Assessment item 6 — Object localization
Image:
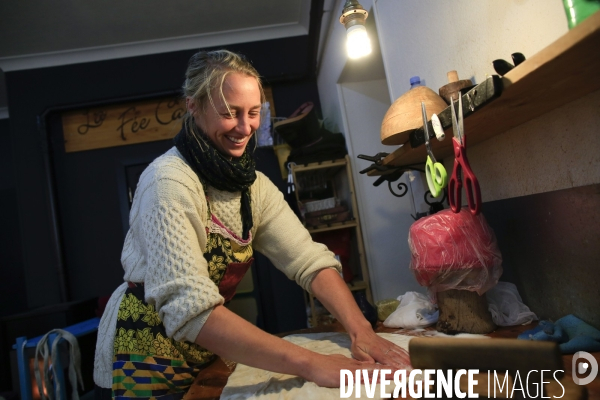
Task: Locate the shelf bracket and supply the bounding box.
[357,152,426,197]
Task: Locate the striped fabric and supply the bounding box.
[112,284,215,399]
[113,353,198,399]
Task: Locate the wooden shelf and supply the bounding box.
[373,11,600,171]
[291,158,347,172]
[347,280,368,291]
[291,155,373,327]
[306,219,358,234]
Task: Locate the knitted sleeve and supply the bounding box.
[139,174,225,343]
[251,173,342,292]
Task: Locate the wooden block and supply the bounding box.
[439,70,474,104]
[409,338,587,399]
[409,337,563,374]
[436,289,496,334]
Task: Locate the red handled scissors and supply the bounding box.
[448,95,482,215]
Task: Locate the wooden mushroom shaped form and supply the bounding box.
[408,209,503,334]
[380,84,447,146]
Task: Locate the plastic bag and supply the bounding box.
[257,102,273,146]
[487,281,538,326]
[375,299,400,321]
[408,209,503,295]
[383,291,439,329]
[375,298,400,321]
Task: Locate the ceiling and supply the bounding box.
[0,0,338,116]
[0,0,314,71]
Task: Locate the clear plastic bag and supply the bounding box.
[487,281,538,326]
[383,291,439,329]
[257,102,273,146]
[408,209,503,295]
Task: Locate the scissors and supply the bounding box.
[422,101,447,198]
[448,96,482,215]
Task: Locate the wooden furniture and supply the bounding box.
[290,155,373,327]
[409,336,586,399]
[184,322,600,400]
[369,11,600,172]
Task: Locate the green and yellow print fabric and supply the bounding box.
[205,231,253,284]
[114,290,212,363]
[112,285,214,399]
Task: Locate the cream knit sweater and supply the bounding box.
[94,147,341,388]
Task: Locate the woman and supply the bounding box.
[94,49,410,398]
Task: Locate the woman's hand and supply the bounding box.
[309,270,412,370]
[302,353,380,388]
[197,305,391,389]
[350,329,411,370]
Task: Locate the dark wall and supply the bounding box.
[0,118,27,317]
[4,35,320,313]
[485,184,600,329]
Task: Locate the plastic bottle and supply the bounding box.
[409,76,422,89]
[562,0,600,29]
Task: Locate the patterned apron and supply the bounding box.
[111,196,254,399]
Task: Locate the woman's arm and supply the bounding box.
[195,304,378,387]
[249,174,409,371]
[251,173,344,291]
[310,268,411,369]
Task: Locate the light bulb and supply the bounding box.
[346,25,372,59]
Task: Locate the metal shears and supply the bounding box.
[422,101,447,198]
[448,96,482,215]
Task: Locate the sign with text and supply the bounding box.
[61,87,274,153]
[61,96,186,153]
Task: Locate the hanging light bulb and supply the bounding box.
[339,0,372,59]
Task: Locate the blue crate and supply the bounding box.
[13,317,100,400]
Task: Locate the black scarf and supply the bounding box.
[174,125,256,240]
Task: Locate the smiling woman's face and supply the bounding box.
[189,72,262,158]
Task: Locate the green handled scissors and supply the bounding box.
[422,101,448,197]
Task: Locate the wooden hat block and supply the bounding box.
[380,85,447,146]
[436,288,496,335]
[438,70,474,105]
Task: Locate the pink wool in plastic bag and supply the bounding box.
[408,208,503,295]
